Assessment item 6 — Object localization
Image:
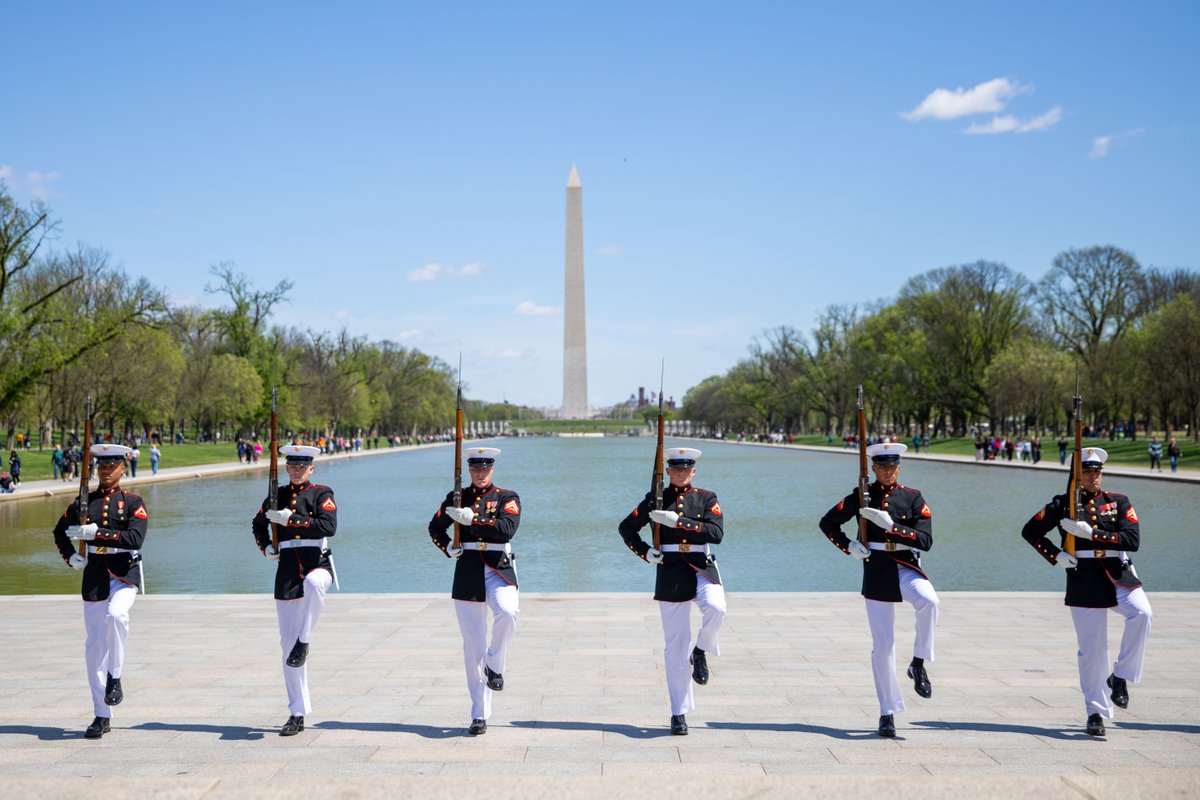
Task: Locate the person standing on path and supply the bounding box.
[51,443,148,739]
[150,444,160,475]
[251,444,339,737]
[1167,438,1181,473]
[1148,438,1163,472]
[52,444,64,480]
[618,447,727,736]
[427,446,522,736]
[1021,446,1152,737]
[819,442,939,738]
[9,450,21,485]
[128,445,139,477]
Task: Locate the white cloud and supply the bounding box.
[965,106,1062,135]
[406,261,488,281]
[597,245,622,256]
[480,347,524,358]
[903,77,1030,122]
[0,163,62,199]
[1089,128,1146,159]
[514,300,560,316]
[394,328,424,342]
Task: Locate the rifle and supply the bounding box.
[268,370,280,553]
[856,385,870,559]
[76,394,94,557]
[651,364,665,550]
[452,358,464,549]
[1063,387,1083,558]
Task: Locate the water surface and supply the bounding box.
[3,437,1194,593]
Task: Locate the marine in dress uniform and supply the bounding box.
[1020,447,1152,737]
[818,442,939,738]
[618,447,726,736]
[251,444,339,736]
[51,443,149,739]
[428,447,522,736]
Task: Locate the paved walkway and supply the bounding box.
[1,593,1196,798]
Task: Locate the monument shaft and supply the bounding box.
[563,165,588,418]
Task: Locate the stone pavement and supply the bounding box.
[1,593,1197,799]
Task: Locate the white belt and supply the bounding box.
[460,541,511,553]
[867,541,912,552]
[87,545,137,555]
[1074,549,1121,559]
[661,543,710,554]
[278,538,326,550]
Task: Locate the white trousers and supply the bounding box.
[453,569,519,720]
[658,574,727,716]
[1069,585,1152,718]
[83,579,137,718]
[275,568,332,717]
[864,564,939,716]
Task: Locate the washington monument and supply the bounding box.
[562,164,588,418]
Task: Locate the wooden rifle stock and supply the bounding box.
[269,384,279,552]
[77,395,94,556]
[1063,393,1083,557]
[856,385,870,557]
[453,382,463,549]
[652,402,664,550]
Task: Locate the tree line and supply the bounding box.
[0,186,539,449]
[682,252,1200,441]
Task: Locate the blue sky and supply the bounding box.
[4,1,1197,409]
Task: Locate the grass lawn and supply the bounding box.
[762,433,1194,471]
[9,443,243,483]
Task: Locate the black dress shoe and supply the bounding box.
[878,715,896,737]
[690,647,709,686]
[84,716,111,739]
[907,662,932,698]
[670,714,688,735]
[1107,674,1129,709]
[468,718,487,735]
[104,673,123,706]
[286,639,309,668]
[485,666,504,691]
[280,715,304,736]
[1086,713,1105,736]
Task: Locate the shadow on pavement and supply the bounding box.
[131,722,269,740]
[1114,721,1200,734]
[315,720,463,739]
[706,721,882,740]
[910,720,1096,741]
[509,720,672,739]
[0,725,86,741]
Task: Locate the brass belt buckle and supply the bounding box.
[679,543,691,553]
[478,542,488,551]
[884,542,896,552]
[1094,548,1105,559]
[95,546,108,555]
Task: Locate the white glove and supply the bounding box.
[648,510,680,528]
[68,553,87,571]
[265,508,292,526]
[1060,518,1093,538]
[646,548,664,564]
[1055,552,1079,569]
[446,506,475,525]
[66,523,99,541]
[447,545,464,559]
[860,508,893,530]
[848,541,870,560]
[263,546,279,561]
